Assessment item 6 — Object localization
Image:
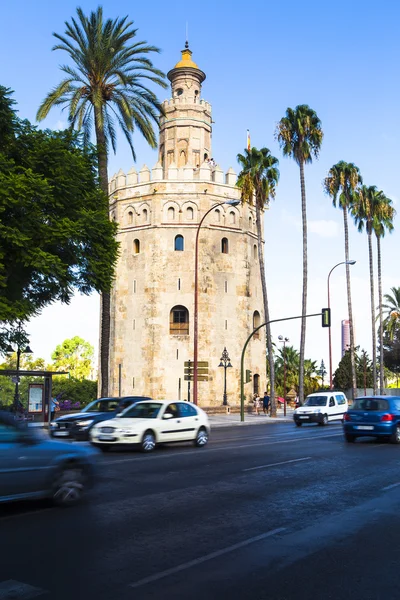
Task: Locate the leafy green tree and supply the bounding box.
[334,347,373,391]
[276,105,323,404]
[51,336,94,380]
[52,376,97,408]
[0,86,118,324]
[237,147,279,416]
[324,161,362,400]
[36,6,167,397]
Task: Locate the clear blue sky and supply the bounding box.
[2,0,399,375]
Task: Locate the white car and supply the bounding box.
[293,392,349,426]
[90,400,210,452]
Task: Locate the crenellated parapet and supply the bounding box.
[109,161,238,194]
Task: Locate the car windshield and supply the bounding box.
[82,399,119,413]
[120,402,162,419]
[352,398,390,411]
[304,396,327,407]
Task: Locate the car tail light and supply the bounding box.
[381,413,394,422]
[343,413,351,421]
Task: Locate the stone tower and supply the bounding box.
[108,44,267,407]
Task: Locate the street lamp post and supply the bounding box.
[193,199,240,405]
[6,323,33,412]
[327,260,356,390]
[218,347,232,406]
[319,359,327,388]
[278,335,289,416]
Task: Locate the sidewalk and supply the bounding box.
[208,409,294,428]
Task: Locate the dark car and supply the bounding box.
[0,412,98,506]
[49,396,152,441]
[343,395,400,443]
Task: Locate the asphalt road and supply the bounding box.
[2,422,400,600]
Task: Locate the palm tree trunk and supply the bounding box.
[377,235,384,393]
[299,161,308,404]
[367,225,377,393]
[343,207,357,401]
[255,196,276,416]
[95,107,111,397]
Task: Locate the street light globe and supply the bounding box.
[346,260,356,265]
[278,335,283,341]
[225,199,240,207]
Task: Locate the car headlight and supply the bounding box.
[116,428,135,434]
[75,419,94,427]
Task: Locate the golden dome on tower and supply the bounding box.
[174,42,199,70]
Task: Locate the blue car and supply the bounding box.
[343,396,400,443]
[0,412,99,506]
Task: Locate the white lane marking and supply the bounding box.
[129,527,286,589]
[382,482,400,491]
[102,433,341,466]
[243,456,312,472]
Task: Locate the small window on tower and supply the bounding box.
[221,238,229,254]
[176,88,183,96]
[175,235,184,251]
[133,239,140,254]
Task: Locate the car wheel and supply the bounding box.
[194,427,209,447]
[295,421,302,427]
[319,414,328,426]
[345,433,356,443]
[389,426,400,444]
[141,430,156,452]
[52,465,86,506]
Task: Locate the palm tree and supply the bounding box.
[323,161,362,402]
[237,147,279,416]
[274,345,300,394]
[37,7,167,396]
[276,105,323,404]
[352,185,383,393]
[382,287,400,340]
[373,196,395,393]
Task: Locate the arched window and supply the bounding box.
[253,374,260,396]
[253,244,257,260]
[221,238,229,254]
[253,310,261,339]
[143,208,148,223]
[127,211,133,225]
[170,305,189,335]
[249,216,252,230]
[175,235,184,251]
[133,239,140,254]
[186,207,194,221]
[168,207,175,221]
[215,209,221,223]
[229,211,236,225]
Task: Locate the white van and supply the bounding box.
[293,392,349,426]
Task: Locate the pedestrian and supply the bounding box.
[263,391,270,415]
[253,393,260,415]
[50,397,60,421]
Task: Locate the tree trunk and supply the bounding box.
[367,225,377,394]
[255,195,276,416]
[377,235,384,394]
[94,106,110,398]
[299,161,308,404]
[343,207,357,401]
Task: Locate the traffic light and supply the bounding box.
[321,308,331,328]
[245,369,252,383]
